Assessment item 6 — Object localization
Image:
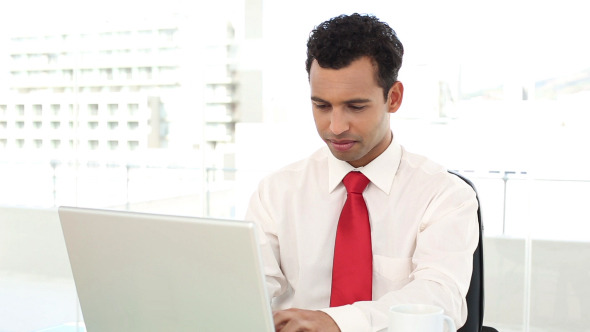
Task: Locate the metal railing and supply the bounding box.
[2,159,590,241]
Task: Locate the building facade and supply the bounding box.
[0,16,239,167]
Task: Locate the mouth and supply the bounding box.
[328,139,356,152]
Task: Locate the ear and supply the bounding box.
[386,81,404,114]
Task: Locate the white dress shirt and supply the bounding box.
[245,140,479,332]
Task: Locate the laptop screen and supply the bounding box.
[59,206,274,332]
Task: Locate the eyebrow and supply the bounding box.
[311,96,372,104]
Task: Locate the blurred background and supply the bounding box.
[1,0,589,331]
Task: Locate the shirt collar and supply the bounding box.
[328,137,402,194]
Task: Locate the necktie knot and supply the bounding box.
[343,171,370,194]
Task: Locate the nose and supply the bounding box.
[329,108,349,135]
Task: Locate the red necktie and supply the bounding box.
[330,171,372,307]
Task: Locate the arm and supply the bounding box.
[245,185,289,300]
[246,182,343,332]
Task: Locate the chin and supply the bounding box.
[329,149,356,163]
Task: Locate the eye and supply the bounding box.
[313,102,330,111]
[348,105,366,111]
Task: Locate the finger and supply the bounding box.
[273,309,294,331]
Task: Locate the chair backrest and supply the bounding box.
[449,171,484,332]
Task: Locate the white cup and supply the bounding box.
[388,304,456,332]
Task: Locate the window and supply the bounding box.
[16,105,25,116]
[0,121,6,129]
[10,54,22,63]
[88,140,98,150]
[120,68,132,79]
[34,139,42,148]
[16,121,25,129]
[0,105,6,115]
[88,121,99,130]
[108,121,118,130]
[157,47,178,61]
[206,85,230,99]
[88,104,99,116]
[51,121,60,129]
[63,69,73,80]
[99,50,112,60]
[11,70,24,81]
[51,140,61,149]
[137,48,152,56]
[127,121,139,130]
[108,104,118,114]
[99,32,112,39]
[33,121,42,129]
[139,67,152,79]
[158,66,177,80]
[47,54,58,64]
[16,139,24,148]
[28,53,43,63]
[80,69,94,79]
[138,30,152,37]
[100,68,113,80]
[108,140,118,150]
[128,104,139,115]
[158,28,176,42]
[127,141,139,150]
[0,139,6,148]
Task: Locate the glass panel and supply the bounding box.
[483,237,526,331]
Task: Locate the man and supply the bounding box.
[245,13,479,332]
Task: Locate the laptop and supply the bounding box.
[58,206,275,332]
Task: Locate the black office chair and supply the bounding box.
[449,171,498,332]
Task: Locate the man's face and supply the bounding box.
[310,56,403,168]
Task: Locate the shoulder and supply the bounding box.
[398,146,475,195]
[396,147,478,227]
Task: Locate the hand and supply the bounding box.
[273,308,341,332]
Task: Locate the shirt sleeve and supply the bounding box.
[324,183,480,332]
[244,183,289,301]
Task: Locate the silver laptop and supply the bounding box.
[58,206,275,332]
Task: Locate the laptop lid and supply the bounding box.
[58,206,274,332]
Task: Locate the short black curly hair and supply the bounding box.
[306,13,404,100]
